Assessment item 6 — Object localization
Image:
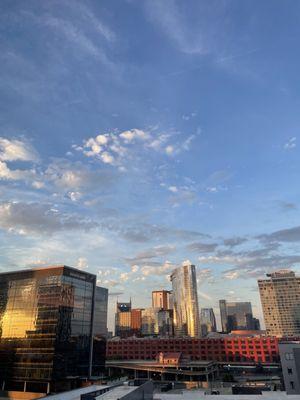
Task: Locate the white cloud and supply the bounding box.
[0,137,38,162]
[131,265,139,272]
[284,137,296,150]
[119,129,149,142]
[32,181,45,189]
[168,186,178,193]
[165,145,175,155]
[0,161,35,181]
[141,260,175,276]
[77,257,88,270]
[46,159,116,192]
[68,191,82,202]
[96,134,109,145]
[101,152,114,164]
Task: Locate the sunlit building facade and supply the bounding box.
[200,308,217,336]
[152,290,172,310]
[131,308,143,335]
[0,266,108,393]
[170,263,200,337]
[258,270,300,337]
[115,301,132,337]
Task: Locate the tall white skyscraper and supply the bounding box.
[170,262,200,337]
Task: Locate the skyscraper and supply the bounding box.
[258,270,300,337]
[219,300,256,332]
[170,263,200,337]
[200,308,217,336]
[131,308,143,335]
[0,265,108,393]
[115,300,131,337]
[141,308,157,335]
[152,290,172,310]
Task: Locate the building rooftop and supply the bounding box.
[154,391,299,399]
[43,385,109,400]
[0,264,97,278]
[95,385,136,399]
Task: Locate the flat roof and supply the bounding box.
[96,385,136,399]
[0,264,97,278]
[43,385,109,400]
[154,391,299,399]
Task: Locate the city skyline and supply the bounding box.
[1,1,300,333]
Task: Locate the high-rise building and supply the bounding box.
[115,301,131,337]
[92,286,109,376]
[170,263,200,337]
[258,270,300,337]
[141,308,157,335]
[157,309,173,336]
[152,290,172,310]
[200,308,217,336]
[131,308,143,335]
[219,300,257,332]
[0,266,108,393]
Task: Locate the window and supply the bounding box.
[287,368,293,375]
[290,381,294,390]
[285,352,294,361]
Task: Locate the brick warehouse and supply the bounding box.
[107,336,280,364]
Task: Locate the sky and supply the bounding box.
[1,0,300,332]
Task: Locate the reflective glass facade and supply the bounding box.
[170,263,200,337]
[219,299,255,333]
[200,308,217,336]
[0,266,107,392]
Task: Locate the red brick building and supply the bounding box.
[107,336,280,364]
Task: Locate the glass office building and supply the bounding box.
[200,308,217,336]
[0,265,108,393]
[219,299,256,332]
[170,263,200,337]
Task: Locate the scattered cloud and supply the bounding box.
[125,245,176,264]
[77,256,88,270]
[0,201,97,235]
[279,201,297,211]
[284,137,296,150]
[258,225,300,243]
[187,242,218,253]
[0,137,38,162]
[0,161,36,182]
[223,237,248,247]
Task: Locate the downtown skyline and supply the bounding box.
[1,1,300,331]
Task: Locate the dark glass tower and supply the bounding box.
[0,265,108,393]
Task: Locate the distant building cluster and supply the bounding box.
[115,262,261,339]
[1,264,300,396]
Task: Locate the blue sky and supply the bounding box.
[1,0,300,331]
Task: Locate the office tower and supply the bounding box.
[219,300,255,332]
[131,308,143,335]
[157,309,173,336]
[92,286,109,375]
[258,270,300,337]
[115,300,131,337]
[200,308,217,336]
[141,308,157,335]
[0,265,108,393]
[170,263,200,337]
[152,290,172,310]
